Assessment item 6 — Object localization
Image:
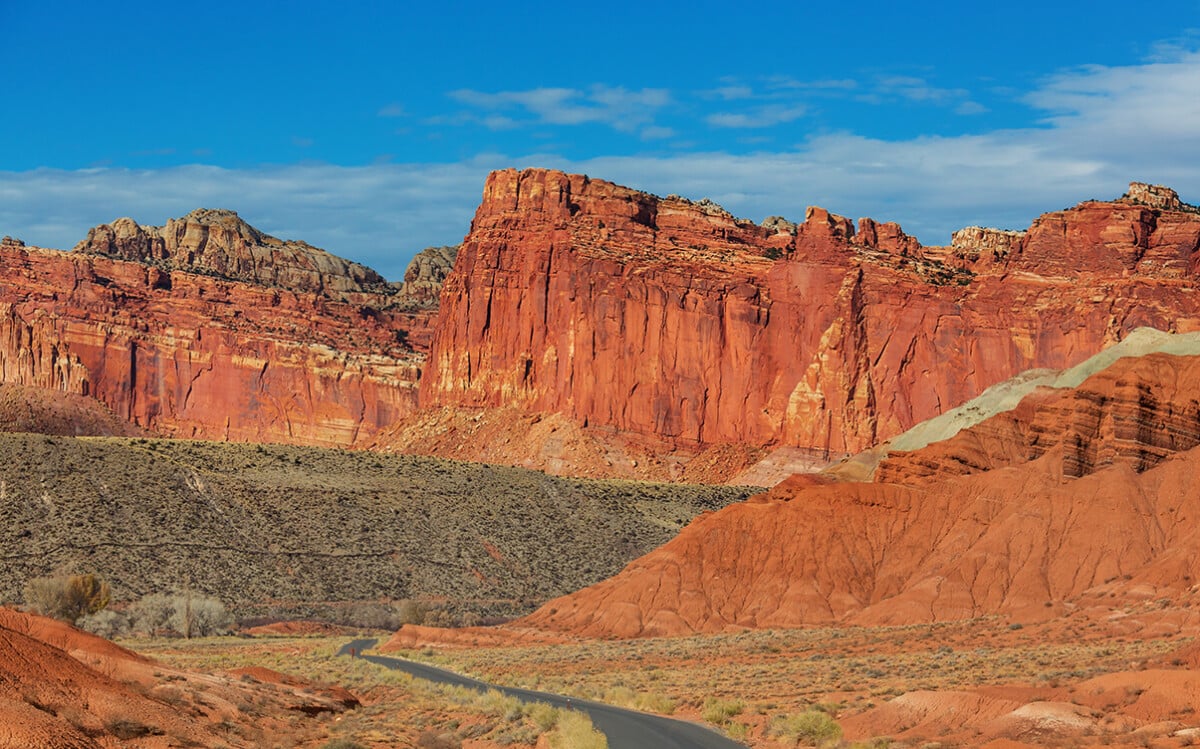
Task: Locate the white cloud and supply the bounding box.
[377,103,406,118]
[1027,52,1200,145]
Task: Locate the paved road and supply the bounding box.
[339,638,747,749]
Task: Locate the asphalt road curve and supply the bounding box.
[339,638,748,749]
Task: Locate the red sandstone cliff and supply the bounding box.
[419,170,1200,457]
[6,173,1200,465]
[0,218,432,446]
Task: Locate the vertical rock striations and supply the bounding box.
[0,217,434,446]
[421,170,1200,455]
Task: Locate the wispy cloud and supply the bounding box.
[640,125,676,140]
[872,74,985,114]
[955,101,989,115]
[377,103,406,118]
[707,85,754,100]
[707,104,807,129]
[448,85,670,133]
[764,76,858,91]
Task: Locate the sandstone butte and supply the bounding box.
[0,214,439,447]
[450,347,1200,640]
[420,171,1200,463]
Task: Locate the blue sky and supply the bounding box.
[2,1,1199,279]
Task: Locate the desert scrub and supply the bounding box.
[548,709,608,749]
[599,685,677,715]
[0,432,759,620]
[771,709,842,746]
[702,697,745,725]
[135,635,601,747]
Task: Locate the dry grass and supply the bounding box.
[388,617,1184,746]
[129,611,1192,748]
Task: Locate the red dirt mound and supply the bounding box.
[0,383,144,437]
[0,608,359,746]
[0,610,207,746]
[514,449,1200,637]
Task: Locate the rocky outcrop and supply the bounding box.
[75,209,391,296]
[420,170,1200,457]
[951,226,1024,264]
[1123,181,1191,211]
[858,217,922,256]
[393,245,458,309]
[0,239,423,447]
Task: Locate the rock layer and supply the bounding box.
[0,238,424,446]
[421,169,1200,457]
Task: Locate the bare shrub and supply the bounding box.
[24,573,111,623]
[170,595,232,638]
[78,609,128,638]
[128,593,231,637]
[417,732,462,749]
[129,593,175,635]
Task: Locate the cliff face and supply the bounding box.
[421,169,1200,455]
[0,237,425,447]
